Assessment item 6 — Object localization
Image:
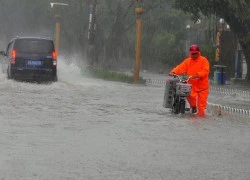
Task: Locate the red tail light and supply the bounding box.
[52,51,57,60]
[52,51,57,66]
[11,50,16,64]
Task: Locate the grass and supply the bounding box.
[89,68,146,84]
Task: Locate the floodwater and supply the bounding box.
[0,59,249,179]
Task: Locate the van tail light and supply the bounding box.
[11,50,16,64]
[52,51,57,66]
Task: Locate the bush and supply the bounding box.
[89,68,146,84]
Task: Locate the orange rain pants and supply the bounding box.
[187,88,209,116]
[170,52,210,117]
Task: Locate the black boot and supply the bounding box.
[191,106,197,114]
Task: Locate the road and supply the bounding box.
[0,60,249,180]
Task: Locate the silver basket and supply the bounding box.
[163,77,179,108]
[176,83,192,96]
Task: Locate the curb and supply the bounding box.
[207,103,250,123]
[210,86,250,98]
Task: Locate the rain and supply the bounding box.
[0,0,249,179]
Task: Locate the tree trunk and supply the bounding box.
[239,39,250,82]
[247,59,250,81]
[245,52,250,81]
[221,31,237,78]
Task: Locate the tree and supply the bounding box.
[0,0,192,72]
[174,0,250,82]
[95,0,190,70]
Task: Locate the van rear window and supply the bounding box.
[15,39,54,54]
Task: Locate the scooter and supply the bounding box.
[163,74,193,114]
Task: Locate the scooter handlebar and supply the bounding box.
[169,74,198,83]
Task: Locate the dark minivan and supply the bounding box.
[1,37,57,81]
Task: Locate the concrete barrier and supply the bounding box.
[207,103,250,123]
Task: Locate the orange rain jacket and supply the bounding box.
[171,52,210,92]
[170,52,210,116]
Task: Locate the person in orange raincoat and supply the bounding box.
[169,44,210,117]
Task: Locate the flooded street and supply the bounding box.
[0,60,249,180]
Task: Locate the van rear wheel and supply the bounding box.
[7,67,13,79]
[52,75,57,82]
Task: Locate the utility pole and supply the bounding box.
[235,42,243,78]
[50,3,68,56]
[88,0,97,45]
[87,0,97,66]
[218,18,225,65]
[133,0,144,82]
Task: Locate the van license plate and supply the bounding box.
[27,60,42,66]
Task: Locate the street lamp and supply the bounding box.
[195,19,201,44]
[185,24,191,56]
[50,2,68,56]
[196,19,201,25]
[50,2,68,8]
[219,18,225,27]
[214,18,227,85]
[133,0,144,82]
[218,18,225,64]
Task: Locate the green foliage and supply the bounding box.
[174,0,250,81]
[0,0,206,77]
[200,43,215,64]
[141,4,190,69]
[153,33,176,64]
[89,68,146,84]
